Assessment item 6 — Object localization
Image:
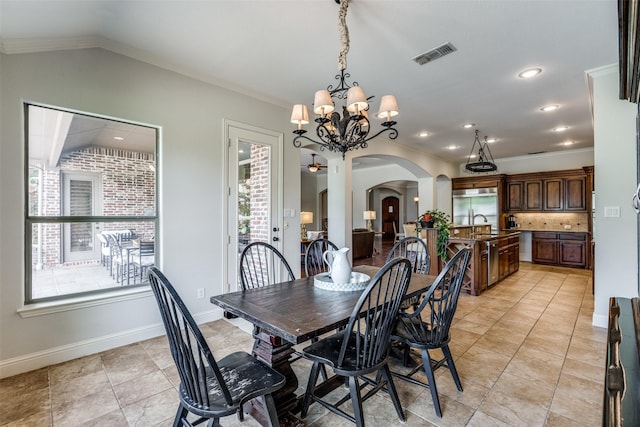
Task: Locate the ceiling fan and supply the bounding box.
[306,153,327,173]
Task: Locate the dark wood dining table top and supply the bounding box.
[210,265,435,344]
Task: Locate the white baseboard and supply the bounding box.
[592,312,608,329]
[0,308,223,379]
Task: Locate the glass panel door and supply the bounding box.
[226,122,282,292]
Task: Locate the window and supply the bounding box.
[25,103,158,304]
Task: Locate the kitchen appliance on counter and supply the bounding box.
[507,214,517,229]
[452,187,498,232]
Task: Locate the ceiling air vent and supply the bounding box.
[412,42,457,65]
[528,151,547,155]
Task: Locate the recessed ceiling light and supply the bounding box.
[239,149,244,153]
[468,153,477,159]
[518,68,542,79]
[446,145,460,150]
[418,131,430,137]
[486,138,497,143]
[113,136,124,141]
[552,126,569,132]
[560,141,574,146]
[463,123,475,128]
[540,104,559,112]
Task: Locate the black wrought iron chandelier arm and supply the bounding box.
[362,123,399,143]
[292,131,335,152]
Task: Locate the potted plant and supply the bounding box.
[418,209,451,261]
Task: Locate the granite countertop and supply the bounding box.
[449,230,521,242]
[513,228,590,233]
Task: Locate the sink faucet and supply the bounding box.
[472,213,488,225]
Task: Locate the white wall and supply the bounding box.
[0,48,299,376]
[460,148,594,175]
[589,65,639,326]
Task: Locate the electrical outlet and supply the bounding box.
[564,224,571,230]
[197,288,205,299]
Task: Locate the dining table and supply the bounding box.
[210,264,435,427]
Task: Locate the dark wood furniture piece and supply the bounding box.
[604,297,640,426]
[532,231,589,269]
[300,258,412,427]
[446,232,520,295]
[148,267,285,427]
[504,168,590,213]
[352,229,374,259]
[210,265,435,426]
[391,248,471,418]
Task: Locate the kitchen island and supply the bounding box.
[446,231,520,295]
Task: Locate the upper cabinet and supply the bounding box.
[504,169,589,213]
[455,168,592,214]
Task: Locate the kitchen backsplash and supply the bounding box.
[508,212,589,232]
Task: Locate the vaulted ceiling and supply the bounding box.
[1,0,619,168]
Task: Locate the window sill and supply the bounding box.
[18,286,152,318]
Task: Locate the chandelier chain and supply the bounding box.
[337,0,350,71]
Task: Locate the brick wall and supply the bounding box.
[249,144,270,243]
[34,146,155,268]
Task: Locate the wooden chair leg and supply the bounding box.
[301,361,322,418]
[421,348,442,417]
[381,364,406,422]
[348,375,365,427]
[443,345,463,391]
[172,404,188,427]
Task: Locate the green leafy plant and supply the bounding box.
[418,209,451,261]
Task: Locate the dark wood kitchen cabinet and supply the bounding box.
[565,175,587,211]
[543,178,563,211]
[504,169,588,213]
[532,231,588,268]
[532,232,558,264]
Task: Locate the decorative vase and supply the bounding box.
[420,220,434,229]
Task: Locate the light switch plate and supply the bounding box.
[604,206,620,217]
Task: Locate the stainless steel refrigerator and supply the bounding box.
[452,187,498,232]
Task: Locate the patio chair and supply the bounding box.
[304,238,338,277]
[96,232,111,270]
[389,247,471,418]
[239,242,295,290]
[148,267,285,427]
[300,257,413,427]
[106,234,131,285]
[131,240,155,283]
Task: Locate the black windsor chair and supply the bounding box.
[239,242,295,291]
[304,238,339,277]
[148,267,285,427]
[300,257,413,427]
[389,247,471,418]
[386,235,431,312]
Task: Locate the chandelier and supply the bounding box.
[465,129,497,173]
[290,0,399,159]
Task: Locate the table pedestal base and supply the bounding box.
[247,326,303,427]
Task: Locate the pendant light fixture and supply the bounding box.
[465,129,497,173]
[290,0,399,159]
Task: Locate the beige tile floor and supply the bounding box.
[0,262,605,426]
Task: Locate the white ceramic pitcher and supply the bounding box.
[322,247,352,284]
